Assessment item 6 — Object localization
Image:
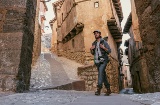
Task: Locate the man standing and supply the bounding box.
[90,30,111,96]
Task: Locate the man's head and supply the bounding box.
[93,30,101,39]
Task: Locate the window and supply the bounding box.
[94,2,99,8]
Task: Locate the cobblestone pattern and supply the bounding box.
[78,55,119,93]
[124,92,160,105]
[0,90,92,105]
[134,0,160,92]
[30,54,53,89]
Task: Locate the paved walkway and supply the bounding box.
[30,53,82,90]
[0,90,144,105]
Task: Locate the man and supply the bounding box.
[90,30,111,96]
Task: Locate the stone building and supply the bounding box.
[123,13,145,93]
[133,0,160,93]
[51,0,123,64]
[32,0,42,66]
[32,0,51,65]
[0,0,37,92]
[51,0,123,93]
[39,0,49,33]
[124,0,160,93]
[50,18,58,54]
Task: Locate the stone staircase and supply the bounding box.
[30,53,85,91]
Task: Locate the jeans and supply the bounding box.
[95,61,110,89]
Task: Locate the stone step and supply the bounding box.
[53,80,85,91]
[30,80,85,92]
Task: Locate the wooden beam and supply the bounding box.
[115,39,122,43]
[108,26,118,30]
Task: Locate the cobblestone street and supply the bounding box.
[1,89,160,105]
[1,90,157,105]
[30,53,82,90]
[0,0,160,105]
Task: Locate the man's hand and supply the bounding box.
[90,45,95,50]
[100,44,105,49]
[100,44,108,51]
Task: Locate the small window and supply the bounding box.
[94,2,99,8]
[72,39,75,48]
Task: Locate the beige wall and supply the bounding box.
[76,0,118,61]
[60,32,85,63]
[55,0,122,63]
[32,0,41,66]
[57,0,77,38]
[53,0,123,92]
[130,0,141,42]
[51,20,58,54]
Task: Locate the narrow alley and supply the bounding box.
[0,0,160,105]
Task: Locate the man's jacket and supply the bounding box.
[91,38,111,62]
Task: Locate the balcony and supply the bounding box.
[112,0,123,22]
[62,22,84,43]
[107,18,123,43]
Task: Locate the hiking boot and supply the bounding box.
[95,88,101,96]
[104,88,111,96]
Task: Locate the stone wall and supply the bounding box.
[134,0,160,92]
[131,57,150,93]
[60,51,85,64]
[51,20,58,54]
[0,32,22,91]
[107,55,119,93]
[59,32,85,64]
[78,55,119,93]
[0,0,37,92]
[32,0,41,66]
[55,0,121,65]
